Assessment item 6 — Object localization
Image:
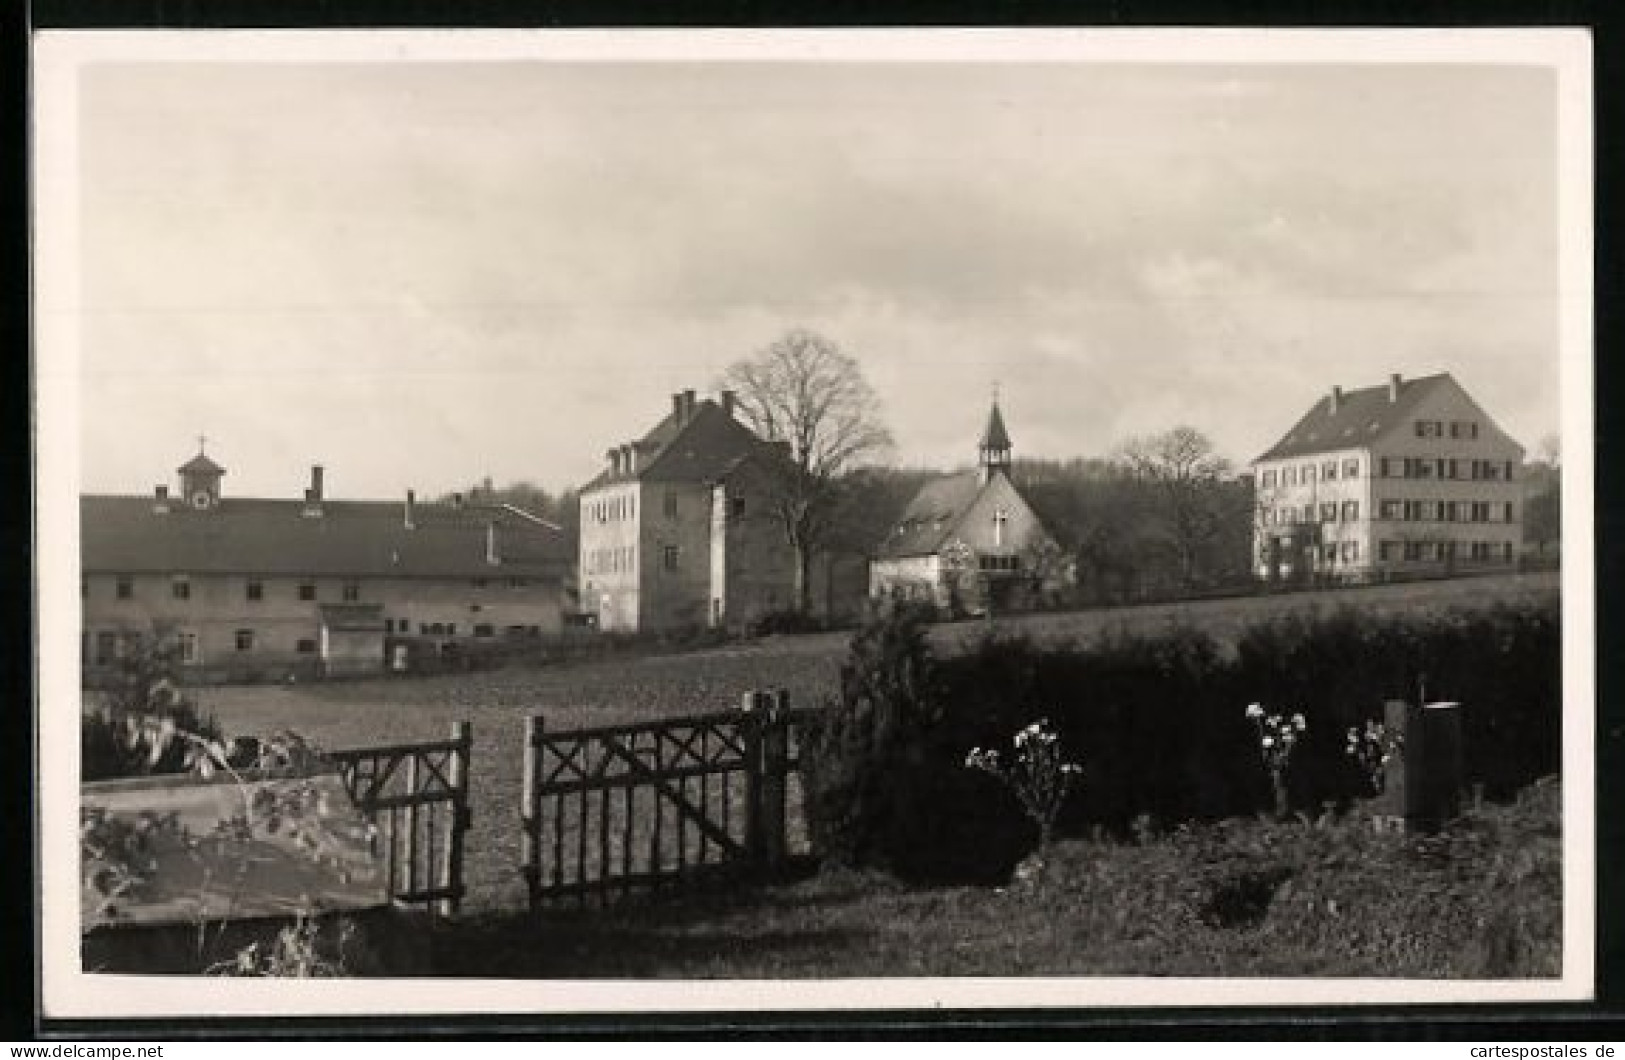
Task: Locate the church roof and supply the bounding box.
[81,495,570,578]
[583,397,782,491]
[872,471,984,559]
[178,452,225,475]
[1254,373,1452,463]
[980,402,1012,451]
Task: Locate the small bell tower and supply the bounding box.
[978,389,1013,485]
[177,436,225,511]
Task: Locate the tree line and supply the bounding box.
[443,329,1561,616]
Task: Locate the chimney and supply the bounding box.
[404,489,416,530]
[302,464,326,518]
[153,484,170,514]
[622,443,636,474]
[683,389,697,418]
[721,389,737,418]
[608,447,622,475]
[1389,373,1402,403]
[485,521,501,566]
[672,392,685,420]
[1329,385,1342,415]
[452,493,464,509]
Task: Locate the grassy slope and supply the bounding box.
[197,569,1560,911]
[424,778,1561,979]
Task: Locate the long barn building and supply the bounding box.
[81,450,571,681]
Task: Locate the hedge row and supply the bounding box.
[803,600,1561,884]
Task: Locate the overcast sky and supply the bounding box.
[72,56,1562,501]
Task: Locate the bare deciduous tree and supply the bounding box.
[721,329,894,613]
[1118,425,1233,590]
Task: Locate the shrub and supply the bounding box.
[746,609,826,637]
[814,599,1561,879]
[82,636,227,781]
[800,605,1033,884]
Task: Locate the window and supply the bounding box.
[1379,457,1394,478]
[296,638,316,654]
[1412,458,1434,479]
[1505,501,1516,523]
[1341,540,1359,561]
[342,581,360,602]
[664,492,678,519]
[298,582,316,601]
[731,496,746,518]
[474,624,494,638]
[446,624,457,637]
[1504,461,1515,481]
[471,577,488,589]
[1320,502,1337,522]
[1341,500,1360,522]
[508,578,530,588]
[663,545,679,571]
[246,579,264,601]
[179,632,199,664]
[1302,464,1316,483]
[1283,467,1296,486]
[235,629,255,651]
[1322,461,1338,481]
[1302,503,1315,522]
[171,576,190,600]
[116,576,133,600]
[1503,542,1514,562]
[1261,470,1276,488]
[1415,420,1443,438]
[95,632,117,664]
[1343,458,1360,478]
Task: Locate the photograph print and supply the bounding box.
[33,28,1594,1017]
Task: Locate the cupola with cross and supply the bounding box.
[177,437,225,511]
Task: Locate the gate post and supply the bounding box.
[437,720,472,916]
[758,689,791,873]
[521,714,544,910]
[1375,699,1464,833]
[742,690,767,869]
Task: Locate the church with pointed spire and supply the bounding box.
[869,396,1069,614]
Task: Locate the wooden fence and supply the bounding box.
[520,690,815,908]
[330,721,472,915]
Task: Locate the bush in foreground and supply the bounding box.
[802,599,1560,882]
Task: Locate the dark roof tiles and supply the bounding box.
[873,471,983,558]
[82,495,569,578]
[1254,373,1451,463]
[583,398,780,491]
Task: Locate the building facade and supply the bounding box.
[870,400,1069,613]
[1251,373,1525,582]
[82,453,571,681]
[577,389,809,633]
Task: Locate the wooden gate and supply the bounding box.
[330,721,472,915]
[520,690,810,908]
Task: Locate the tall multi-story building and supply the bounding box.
[81,450,571,680]
[1251,373,1525,582]
[576,388,808,633]
[869,398,1069,612]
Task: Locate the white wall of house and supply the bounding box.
[577,482,642,632]
[1252,379,1525,580]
